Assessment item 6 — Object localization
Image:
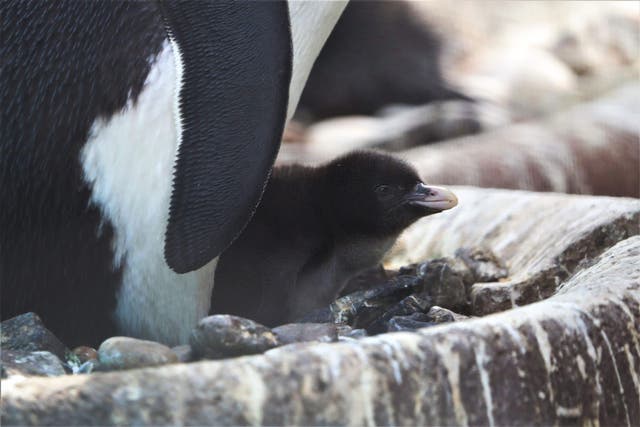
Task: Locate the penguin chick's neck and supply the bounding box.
[263,164,398,273]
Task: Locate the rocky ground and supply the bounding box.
[2,187,638,425]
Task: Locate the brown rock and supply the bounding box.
[71,346,98,363]
[97,337,178,371]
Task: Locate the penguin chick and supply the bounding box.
[212,150,458,326]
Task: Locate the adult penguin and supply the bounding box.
[0,1,347,347]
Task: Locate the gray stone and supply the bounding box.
[1,350,65,378]
[0,312,68,360]
[190,315,280,360]
[171,345,194,363]
[97,337,178,371]
[417,258,468,310]
[426,306,469,323]
[387,313,437,332]
[455,247,508,284]
[272,323,338,345]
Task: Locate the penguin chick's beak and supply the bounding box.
[406,183,458,211]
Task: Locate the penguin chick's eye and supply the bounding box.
[375,185,391,193]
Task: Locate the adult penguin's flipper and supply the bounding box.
[160,1,292,273]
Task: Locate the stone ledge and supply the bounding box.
[2,237,638,426]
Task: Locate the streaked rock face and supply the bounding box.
[2,188,639,426]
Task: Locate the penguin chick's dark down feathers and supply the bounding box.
[212,150,458,326]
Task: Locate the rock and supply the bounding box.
[190,315,280,360]
[1,350,65,378]
[426,306,470,323]
[71,346,98,364]
[272,323,338,345]
[97,337,178,371]
[336,326,368,340]
[171,345,194,363]
[417,258,468,310]
[345,328,368,339]
[387,313,437,332]
[329,275,422,326]
[455,247,508,283]
[366,294,433,335]
[0,313,68,360]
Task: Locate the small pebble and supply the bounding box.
[272,323,338,345]
[72,346,98,363]
[190,315,280,360]
[97,337,178,371]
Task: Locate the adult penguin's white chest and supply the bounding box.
[80,2,347,346]
[81,42,215,345]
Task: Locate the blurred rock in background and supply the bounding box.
[281,1,639,198]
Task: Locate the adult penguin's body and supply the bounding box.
[0,1,346,347]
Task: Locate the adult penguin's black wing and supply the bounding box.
[160,1,292,273]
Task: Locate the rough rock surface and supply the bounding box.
[389,187,640,315]
[2,236,638,426]
[97,337,178,372]
[1,351,65,378]
[272,323,338,345]
[1,313,68,360]
[190,315,280,360]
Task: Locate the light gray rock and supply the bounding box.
[427,306,469,323]
[170,345,193,363]
[97,337,178,371]
[190,315,280,360]
[272,323,338,345]
[1,350,65,378]
[0,313,67,360]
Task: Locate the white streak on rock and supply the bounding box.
[350,344,377,427]
[434,339,468,426]
[238,364,267,426]
[598,327,632,427]
[530,320,555,404]
[474,339,496,427]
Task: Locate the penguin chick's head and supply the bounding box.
[323,150,458,235]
